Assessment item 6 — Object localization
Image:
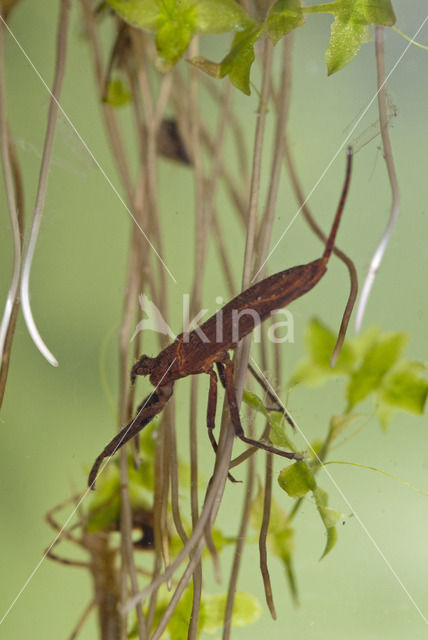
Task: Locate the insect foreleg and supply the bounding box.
[88,384,174,489]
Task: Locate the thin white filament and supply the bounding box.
[354,199,399,333]
[17,2,73,367]
[0,19,21,361]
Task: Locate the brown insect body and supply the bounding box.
[139,258,326,387]
[89,149,353,489]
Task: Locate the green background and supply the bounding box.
[1,1,428,638]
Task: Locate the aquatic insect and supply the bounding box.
[88,149,353,489]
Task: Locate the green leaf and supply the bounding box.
[103,79,131,107]
[220,24,264,94]
[242,390,297,452]
[374,401,397,432]
[379,360,428,415]
[166,586,197,638]
[265,0,305,45]
[195,0,254,33]
[289,359,328,387]
[353,0,396,25]
[326,13,371,75]
[375,360,428,430]
[204,527,236,554]
[324,0,396,75]
[106,0,198,67]
[351,325,381,360]
[278,464,342,559]
[105,0,164,32]
[87,453,154,534]
[202,593,262,631]
[106,0,256,70]
[155,10,197,67]
[278,461,316,498]
[268,411,296,451]
[125,419,160,493]
[131,586,259,639]
[87,464,121,532]
[289,318,357,388]
[145,585,196,639]
[313,486,341,559]
[305,318,356,373]
[347,332,408,409]
[321,523,337,558]
[290,322,381,388]
[242,389,269,414]
[138,417,159,457]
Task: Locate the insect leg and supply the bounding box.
[220,360,296,430]
[247,363,296,429]
[215,361,226,388]
[88,384,174,489]
[207,367,238,482]
[46,495,86,551]
[222,355,302,461]
[46,550,89,569]
[206,367,219,454]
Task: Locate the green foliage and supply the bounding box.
[265,0,305,46]
[129,585,262,638]
[347,331,407,409]
[87,420,159,532]
[195,0,255,33]
[313,486,342,559]
[104,0,396,91]
[248,318,427,598]
[278,462,343,559]
[325,0,395,74]
[291,318,357,384]
[202,592,262,631]
[103,79,132,106]
[86,464,121,532]
[290,319,428,430]
[218,24,264,95]
[86,460,154,533]
[188,23,264,95]
[242,389,296,450]
[278,460,316,498]
[105,0,254,69]
[376,360,428,429]
[105,0,164,32]
[87,317,426,617]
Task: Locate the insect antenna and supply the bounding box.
[322,146,353,266]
